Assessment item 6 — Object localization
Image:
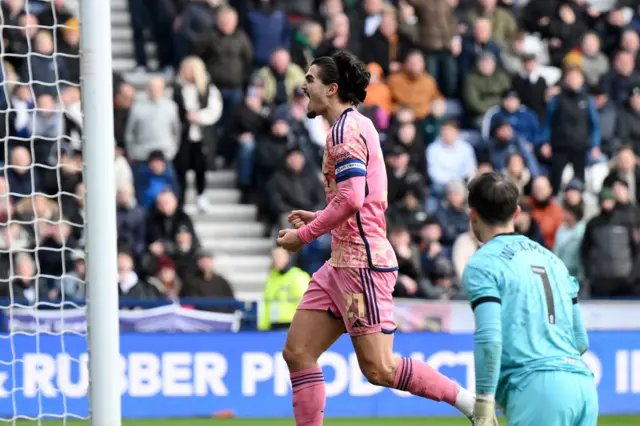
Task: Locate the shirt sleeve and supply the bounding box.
[568,275,589,355]
[297,119,367,244]
[463,264,502,396]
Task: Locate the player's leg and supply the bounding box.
[282,265,345,426]
[334,268,475,418]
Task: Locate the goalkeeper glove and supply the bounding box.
[473,394,499,426]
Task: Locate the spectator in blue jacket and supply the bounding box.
[458,17,503,81]
[134,150,181,210]
[488,117,540,177]
[486,89,540,145]
[247,0,291,68]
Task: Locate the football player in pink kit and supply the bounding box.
[276,51,478,425]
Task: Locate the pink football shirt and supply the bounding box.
[298,107,398,270]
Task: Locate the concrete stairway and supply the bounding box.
[107,0,272,297]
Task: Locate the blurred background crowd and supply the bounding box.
[0,0,640,326]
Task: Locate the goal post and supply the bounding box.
[79,0,122,425]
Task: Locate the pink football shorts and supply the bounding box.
[297,263,398,336]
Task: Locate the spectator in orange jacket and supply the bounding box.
[528,176,564,249]
[387,50,443,119]
[364,62,392,115]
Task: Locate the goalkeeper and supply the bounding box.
[463,172,597,426]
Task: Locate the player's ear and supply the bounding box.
[326,82,338,97]
[513,205,521,221]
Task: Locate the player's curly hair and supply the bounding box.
[311,50,370,105]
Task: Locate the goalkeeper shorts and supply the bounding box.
[505,371,598,426]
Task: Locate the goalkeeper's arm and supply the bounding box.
[572,297,589,355]
[473,301,503,417]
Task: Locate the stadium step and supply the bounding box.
[184,188,241,205]
[110,0,129,11]
[111,27,133,43]
[224,271,270,293]
[214,255,272,274]
[201,237,273,255]
[194,222,265,238]
[111,10,131,26]
[184,204,257,222]
[113,58,159,73]
[112,41,156,58]
[193,170,237,189]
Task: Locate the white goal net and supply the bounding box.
[0,0,103,422]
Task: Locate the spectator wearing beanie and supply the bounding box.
[528,176,565,249]
[554,202,586,283]
[581,187,637,297]
[487,117,540,177]
[485,90,540,146]
[562,177,599,221]
[147,255,182,302]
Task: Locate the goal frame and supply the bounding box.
[78,0,122,425]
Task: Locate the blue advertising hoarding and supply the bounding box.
[0,331,639,419]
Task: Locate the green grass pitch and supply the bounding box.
[15,416,640,426]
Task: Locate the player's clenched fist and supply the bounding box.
[287,210,316,229]
[277,229,304,253]
[473,397,499,426]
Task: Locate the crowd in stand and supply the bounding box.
[1,0,640,308]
